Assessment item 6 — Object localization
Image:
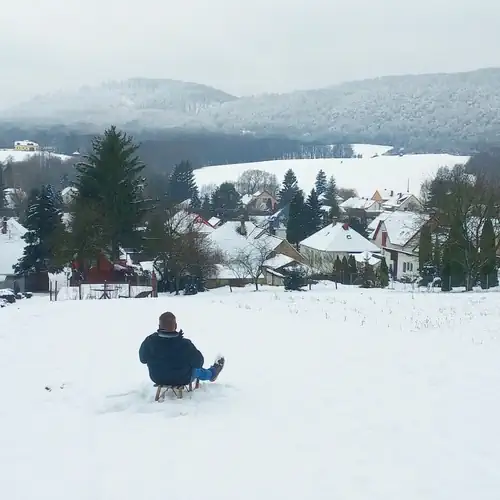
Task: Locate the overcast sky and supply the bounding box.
[0,0,499,107]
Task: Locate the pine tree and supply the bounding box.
[315,170,327,196]
[323,176,340,219]
[168,160,199,205]
[348,255,357,283]
[334,256,343,281]
[286,191,307,246]
[14,185,66,275]
[278,169,299,208]
[418,224,433,271]
[0,166,5,209]
[305,189,323,237]
[73,126,149,260]
[480,218,498,289]
[211,182,241,219]
[189,190,201,212]
[200,194,212,219]
[441,244,452,291]
[341,256,350,284]
[378,258,389,288]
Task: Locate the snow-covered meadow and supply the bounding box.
[194,152,470,198]
[0,283,498,499]
[0,149,72,163]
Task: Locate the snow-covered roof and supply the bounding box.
[300,222,380,253]
[375,189,395,201]
[368,211,392,238]
[352,251,380,266]
[263,254,295,270]
[207,220,282,259]
[0,218,27,275]
[340,197,379,210]
[379,211,429,247]
[61,186,78,197]
[208,216,221,227]
[381,192,421,210]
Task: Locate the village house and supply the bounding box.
[241,190,277,213]
[0,217,27,291]
[340,197,382,219]
[371,189,422,212]
[369,211,429,279]
[299,222,381,273]
[61,186,79,205]
[205,219,304,288]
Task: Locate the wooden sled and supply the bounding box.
[154,378,200,401]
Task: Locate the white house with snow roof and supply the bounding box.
[0,217,27,290]
[206,219,304,287]
[299,222,381,271]
[369,211,429,279]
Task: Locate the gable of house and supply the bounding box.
[372,211,429,251]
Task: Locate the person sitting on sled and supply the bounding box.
[139,311,224,386]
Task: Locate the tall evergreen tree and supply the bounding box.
[323,175,340,219]
[73,126,149,260]
[278,169,299,208]
[211,182,241,218]
[441,244,452,291]
[286,191,307,246]
[200,194,212,219]
[315,170,327,196]
[378,258,389,288]
[305,188,323,237]
[14,185,66,275]
[418,224,433,271]
[0,166,5,209]
[480,218,498,289]
[168,160,199,205]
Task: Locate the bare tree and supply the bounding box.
[228,238,273,290]
[236,170,279,196]
[337,187,358,200]
[200,183,218,199]
[426,164,500,289]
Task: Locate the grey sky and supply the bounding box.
[1,0,499,107]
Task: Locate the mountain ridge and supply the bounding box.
[2,67,500,151]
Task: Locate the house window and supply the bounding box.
[403,262,413,273]
[381,231,388,246]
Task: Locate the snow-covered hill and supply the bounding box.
[0,78,237,126]
[1,284,499,499]
[2,69,500,147]
[194,152,470,198]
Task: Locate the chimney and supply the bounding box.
[1,217,7,235]
[239,218,247,236]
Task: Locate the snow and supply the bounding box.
[0,218,27,275]
[340,196,379,210]
[0,149,71,163]
[300,222,380,254]
[194,153,469,199]
[350,143,393,158]
[0,284,499,499]
[263,254,295,269]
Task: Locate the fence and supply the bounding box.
[49,281,156,301]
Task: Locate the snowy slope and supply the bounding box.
[194,153,470,198]
[0,149,72,163]
[0,284,499,499]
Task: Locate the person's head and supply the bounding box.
[159,311,177,332]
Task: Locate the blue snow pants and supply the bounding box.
[192,367,213,381]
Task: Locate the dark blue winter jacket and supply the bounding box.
[139,330,204,386]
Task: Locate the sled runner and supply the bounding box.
[154,378,200,401]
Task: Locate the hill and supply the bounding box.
[2,68,500,152]
[0,284,498,499]
[194,152,470,198]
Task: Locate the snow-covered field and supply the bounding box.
[0,283,498,499]
[195,152,470,198]
[0,149,72,163]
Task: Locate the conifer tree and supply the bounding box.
[168,160,199,205]
[0,167,5,210]
[418,224,433,271]
[211,182,241,218]
[480,218,498,288]
[341,256,350,284]
[72,126,149,260]
[286,191,307,246]
[323,175,340,219]
[378,258,389,288]
[334,256,343,281]
[278,169,299,208]
[314,170,327,196]
[14,185,66,275]
[348,254,357,282]
[305,188,323,237]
